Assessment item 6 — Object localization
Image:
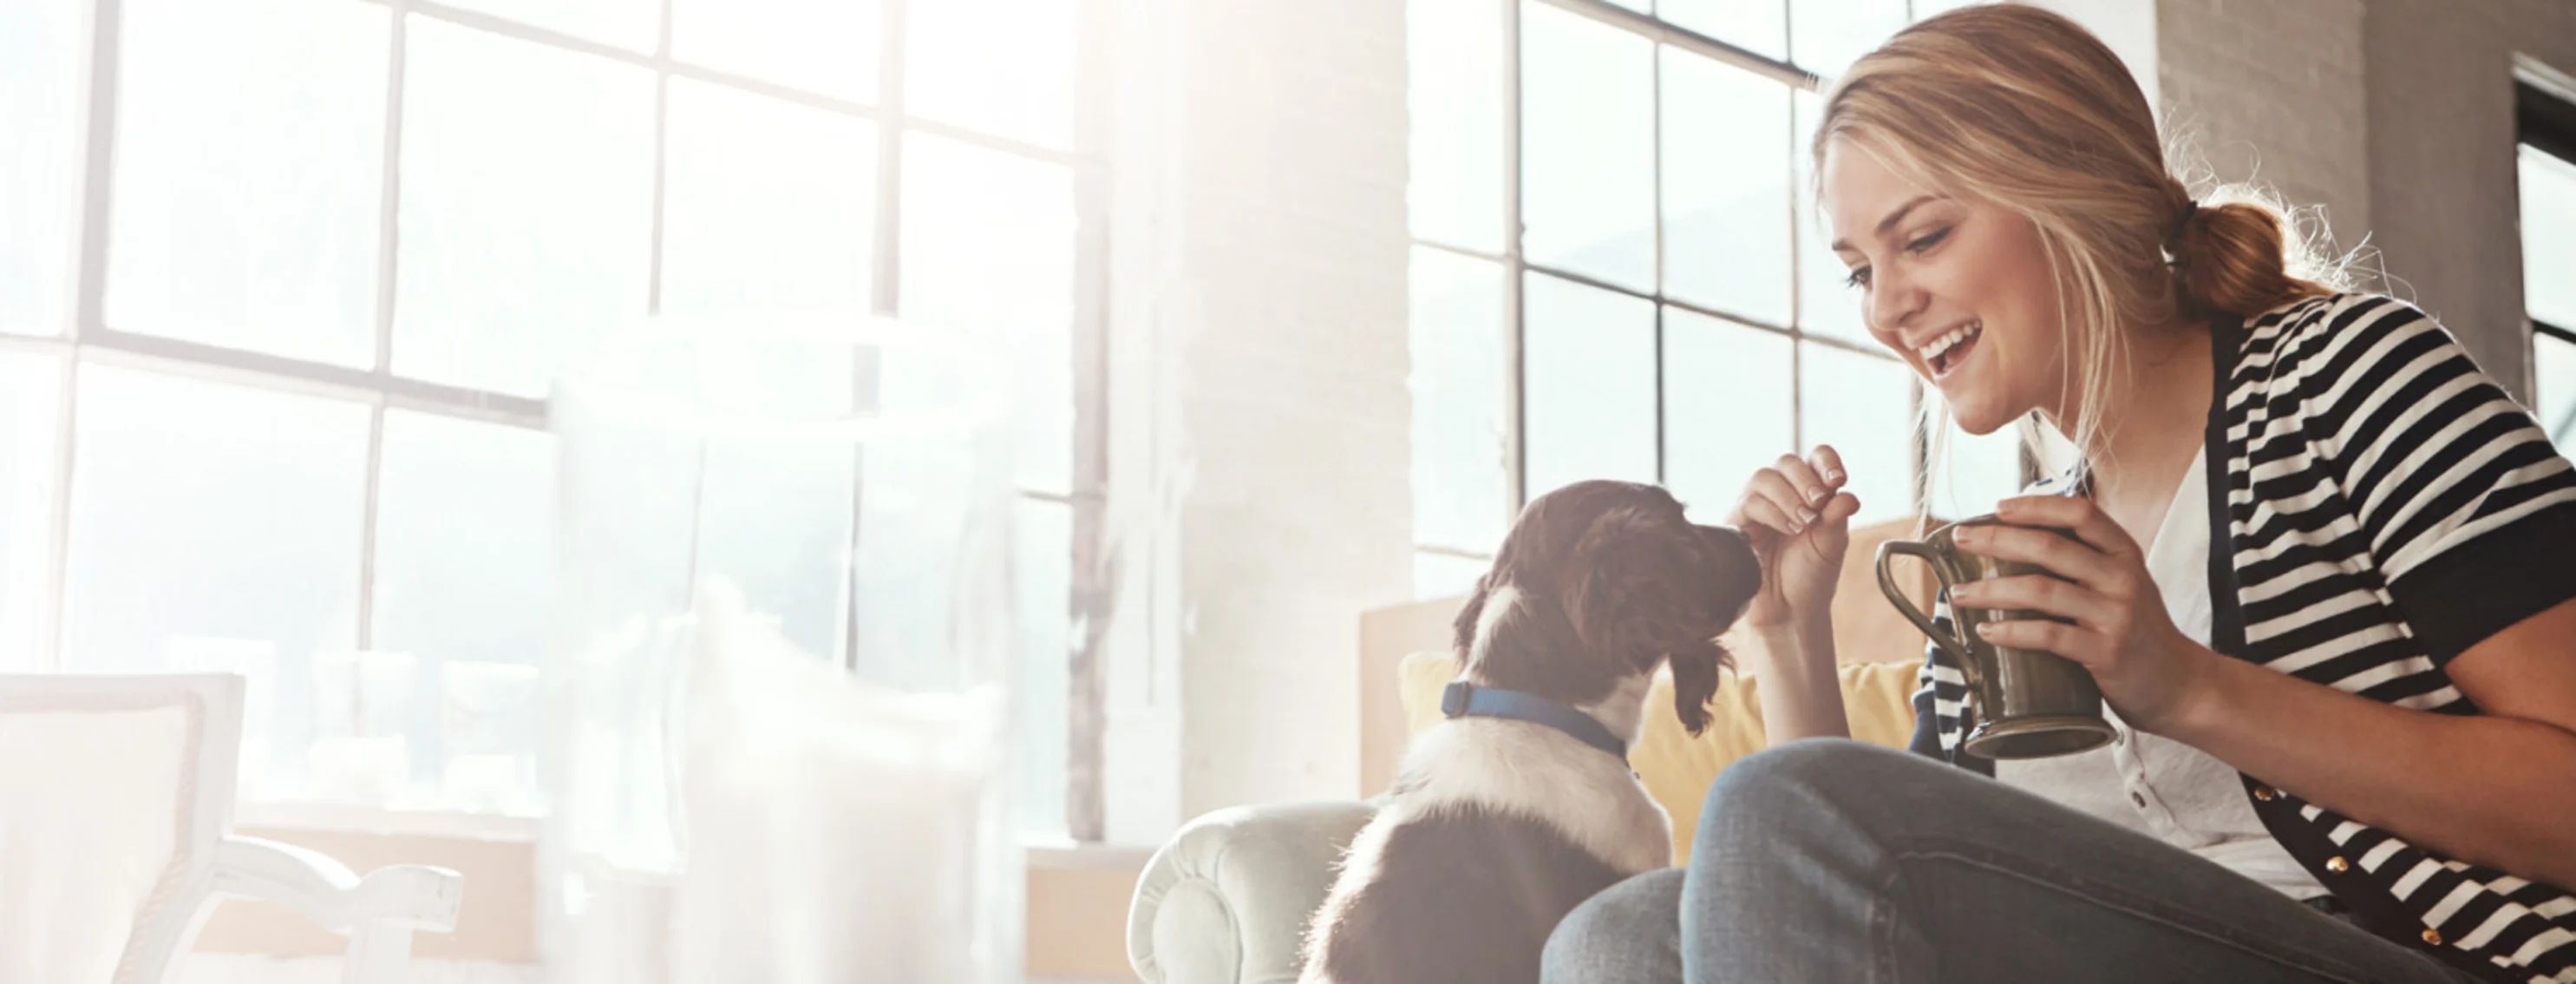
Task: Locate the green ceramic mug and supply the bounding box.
[1875,515,2117,759]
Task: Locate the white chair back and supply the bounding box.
[0,674,243,984]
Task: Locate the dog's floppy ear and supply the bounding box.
[1450,572,1489,659]
[1566,501,1740,733]
[1453,570,1542,662]
[1665,638,1729,737]
[1565,504,1729,678]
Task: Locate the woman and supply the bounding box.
[1541,6,2576,983]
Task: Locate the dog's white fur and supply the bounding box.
[1389,672,1670,869]
[1470,585,1523,656]
[1297,654,1673,984]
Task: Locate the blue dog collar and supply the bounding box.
[1441,681,1629,761]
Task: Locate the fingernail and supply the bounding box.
[1954,527,1980,545]
[1788,519,1807,534]
[1824,469,1845,483]
[1799,507,1820,523]
[1806,488,1827,505]
[1951,584,1978,602]
[1976,623,1997,639]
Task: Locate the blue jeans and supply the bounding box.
[1541,741,2482,984]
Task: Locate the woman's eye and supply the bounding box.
[1906,227,1952,253]
[1843,266,1872,290]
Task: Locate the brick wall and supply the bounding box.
[1100,0,1415,842]
[2158,0,2371,274]
[2364,0,2576,391]
[2160,0,2576,393]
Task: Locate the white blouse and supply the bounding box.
[1992,445,2327,900]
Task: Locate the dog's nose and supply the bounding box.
[1693,524,1761,582]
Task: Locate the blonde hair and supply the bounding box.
[1815,3,2347,491]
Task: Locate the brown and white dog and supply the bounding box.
[1299,480,1762,984]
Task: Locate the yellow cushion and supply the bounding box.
[1397,653,1919,864]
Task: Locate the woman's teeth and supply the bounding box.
[1922,321,1982,374]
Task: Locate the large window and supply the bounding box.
[0,0,1101,839]
[1406,0,2017,595]
[2521,81,2576,455]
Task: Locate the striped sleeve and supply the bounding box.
[1908,596,1965,761]
[2291,294,2576,663]
[1908,633,1943,759]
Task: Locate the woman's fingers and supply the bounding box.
[1730,484,1813,538]
[1737,476,1812,536]
[1771,453,1832,514]
[1807,445,1847,487]
[1996,495,2140,561]
[1949,574,2113,627]
[1816,489,1862,527]
[1725,447,1853,541]
[1974,618,2098,666]
[1953,522,2126,590]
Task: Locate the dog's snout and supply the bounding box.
[1693,524,1763,621]
[1695,524,1759,581]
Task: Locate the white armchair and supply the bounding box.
[0,673,464,984]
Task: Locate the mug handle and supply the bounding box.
[1876,540,1971,666]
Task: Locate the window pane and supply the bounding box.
[2534,332,2576,456]
[0,0,85,337]
[107,0,387,367]
[660,81,877,318]
[373,410,553,810]
[437,0,657,53]
[1795,89,1868,344]
[1663,310,1792,524]
[849,424,994,696]
[1925,409,2025,522]
[670,0,878,102]
[1662,48,1792,325]
[1411,246,1510,554]
[62,364,370,799]
[1016,498,1070,837]
[1789,0,1907,78]
[695,424,859,663]
[900,134,1079,494]
[1524,272,1657,499]
[1409,0,1508,253]
[0,352,61,672]
[906,0,1077,152]
[1798,344,1913,524]
[1415,551,1490,600]
[1659,0,1786,61]
[394,18,655,398]
[1521,0,1655,292]
[2520,146,2576,332]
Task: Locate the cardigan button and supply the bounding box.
[2324,856,2350,874]
[2252,784,2279,802]
[2422,928,2444,947]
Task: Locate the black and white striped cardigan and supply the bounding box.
[1908,292,2576,983]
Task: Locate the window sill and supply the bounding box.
[233,801,543,843]
[1025,839,1158,870]
[205,812,1151,977]
[232,801,1161,867]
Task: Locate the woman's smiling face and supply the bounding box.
[1820,136,2069,436]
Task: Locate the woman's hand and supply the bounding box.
[1945,495,2223,733]
[1724,446,1862,632]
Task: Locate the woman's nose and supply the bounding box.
[1867,266,1925,335]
